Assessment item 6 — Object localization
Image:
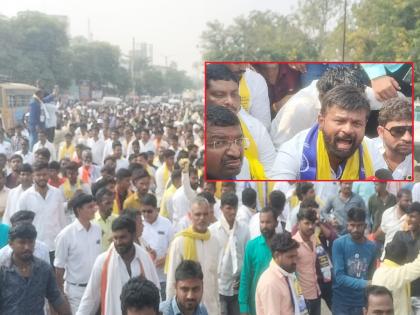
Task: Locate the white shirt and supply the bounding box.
[87,137,105,166]
[115,158,129,171]
[3,184,30,225]
[243,68,271,130]
[238,109,276,175]
[155,164,170,204]
[54,219,102,284]
[209,219,250,296]
[166,232,221,315]
[413,183,420,203]
[0,239,50,264]
[18,185,67,251]
[102,139,114,161]
[268,128,383,180]
[44,103,58,128]
[381,205,406,249]
[372,137,412,180]
[142,215,174,282]
[0,141,12,158]
[140,139,155,153]
[33,140,57,161]
[236,205,256,226]
[270,80,401,150]
[15,150,34,164]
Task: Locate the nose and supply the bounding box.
[401,129,412,141]
[341,122,354,134]
[226,141,242,158]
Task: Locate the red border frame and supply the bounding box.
[203,61,415,183]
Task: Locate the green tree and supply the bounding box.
[200,10,318,61]
[0,11,71,88]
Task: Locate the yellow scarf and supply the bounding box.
[383,259,411,298]
[239,76,251,111]
[317,130,374,179]
[165,226,210,273]
[239,118,267,180]
[159,184,177,218]
[163,163,171,189]
[62,178,82,201]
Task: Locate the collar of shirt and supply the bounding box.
[293,230,315,247]
[170,297,204,315]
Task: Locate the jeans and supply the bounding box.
[29,130,38,151]
[305,297,321,315]
[220,294,240,315]
[160,281,167,301]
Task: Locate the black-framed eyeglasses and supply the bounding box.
[207,138,250,150]
[383,126,412,138]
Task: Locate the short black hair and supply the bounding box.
[112,140,122,150]
[19,163,33,173]
[9,154,23,162]
[365,285,393,308]
[116,168,132,181]
[347,207,366,222]
[242,188,257,208]
[260,206,279,221]
[320,84,370,118]
[132,168,150,182]
[92,176,116,196]
[171,169,182,182]
[69,193,95,217]
[120,276,160,315]
[197,191,216,205]
[175,260,204,282]
[397,188,412,199]
[9,223,37,241]
[112,215,136,234]
[95,187,114,201]
[269,190,286,211]
[65,161,79,172]
[378,97,412,126]
[142,193,157,208]
[407,202,420,215]
[270,232,299,256]
[299,198,319,210]
[221,192,238,208]
[297,207,318,223]
[163,149,175,159]
[384,236,408,265]
[316,66,365,99]
[10,210,35,225]
[48,161,61,170]
[295,182,314,201]
[32,161,49,172]
[34,148,51,160]
[206,64,239,88]
[206,104,240,128]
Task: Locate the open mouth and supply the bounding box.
[335,138,353,150]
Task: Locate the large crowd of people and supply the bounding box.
[0,62,416,315]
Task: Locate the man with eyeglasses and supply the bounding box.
[205,64,276,179]
[206,104,250,180]
[375,97,412,179]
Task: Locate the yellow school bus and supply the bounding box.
[0,83,37,130]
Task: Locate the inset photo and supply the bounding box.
[204,62,414,181]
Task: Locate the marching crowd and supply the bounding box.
[0,61,416,315]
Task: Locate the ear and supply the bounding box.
[377,125,384,139]
[317,113,325,128]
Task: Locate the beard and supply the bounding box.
[323,132,359,160]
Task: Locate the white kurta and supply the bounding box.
[243,68,272,131]
[268,128,384,180]
[269,80,403,150]
[165,234,221,315]
[238,109,276,175]
[76,243,160,315]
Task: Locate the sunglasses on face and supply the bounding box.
[383,126,412,138]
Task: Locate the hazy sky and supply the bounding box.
[3,0,295,75]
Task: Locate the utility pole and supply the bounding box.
[132,37,136,97]
[342,0,347,61]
